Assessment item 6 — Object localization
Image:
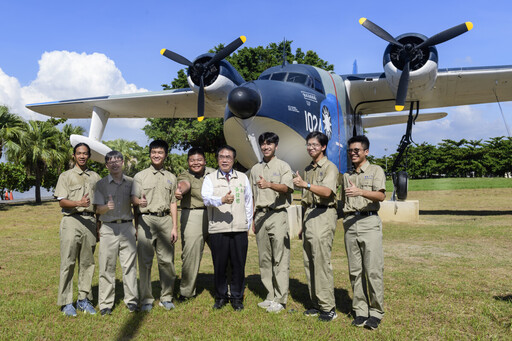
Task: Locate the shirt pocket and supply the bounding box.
[360,179,374,191]
[68,184,83,200]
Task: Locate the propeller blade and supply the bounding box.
[395,60,410,111]
[206,36,246,67]
[160,49,194,67]
[359,18,403,47]
[417,22,473,48]
[197,76,205,121]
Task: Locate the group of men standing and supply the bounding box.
[54,131,386,330]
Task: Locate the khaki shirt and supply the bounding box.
[342,161,386,213]
[301,156,339,207]
[54,165,100,215]
[132,165,177,214]
[249,157,293,209]
[177,167,215,209]
[94,174,134,222]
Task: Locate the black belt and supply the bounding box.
[309,204,334,209]
[256,207,286,213]
[74,212,95,217]
[347,211,378,217]
[105,219,132,224]
[142,211,169,217]
[182,207,206,210]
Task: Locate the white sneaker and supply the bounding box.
[257,300,273,309]
[266,301,285,313]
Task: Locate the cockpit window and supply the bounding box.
[258,74,270,80]
[270,72,286,81]
[286,72,308,84]
[258,71,324,94]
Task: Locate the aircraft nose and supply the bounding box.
[227,86,261,119]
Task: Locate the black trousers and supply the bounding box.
[208,231,248,300]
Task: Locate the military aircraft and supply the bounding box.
[26,19,512,200]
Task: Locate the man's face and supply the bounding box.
[217,149,235,173]
[260,141,277,160]
[106,157,124,175]
[188,153,206,174]
[306,137,326,160]
[73,146,90,167]
[150,147,166,168]
[348,142,369,165]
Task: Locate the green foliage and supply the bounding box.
[0,162,31,196]
[0,106,24,159]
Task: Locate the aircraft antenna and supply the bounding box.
[282,38,288,67]
[493,88,511,137]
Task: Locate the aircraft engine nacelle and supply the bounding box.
[383,33,439,100]
[186,54,245,104]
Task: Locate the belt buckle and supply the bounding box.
[354,211,361,216]
[115,219,122,224]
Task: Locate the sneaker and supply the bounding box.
[364,316,381,330]
[141,303,153,312]
[76,299,97,315]
[351,316,368,327]
[213,298,228,310]
[231,299,244,311]
[100,308,112,316]
[303,308,320,317]
[266,302,285,313]
[318,309,338,322]
[257,300,273,309]
[159,301,175,310]
[127,303,139,313]
[62,304,77,317]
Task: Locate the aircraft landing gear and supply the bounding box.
[391,101,419,201]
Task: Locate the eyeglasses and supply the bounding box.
[218,155,234,161]
[347,148,366,154]
[107,160,123,166]
[306,143,321,148]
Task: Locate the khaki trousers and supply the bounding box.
[343,214,384,319]
[254,209,290,305]
[179,209,208,298]
[302,207,336,312]
[57,215,97,306]
[98,221,138,310]
[137,215,176,305]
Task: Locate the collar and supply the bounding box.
[310,155,328,169]
[217,169,236,179]
[107,173,126,184]
[261,156,278,168]
[150,164,164,174]
[350,160,370,174]
[72,165,89,176]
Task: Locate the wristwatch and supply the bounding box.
[307,183,311,189]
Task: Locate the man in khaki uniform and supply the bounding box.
[249,132,293,313]
[175,147,215,301]
[94,151,138,316]
[54,143,100,316]
[132,140,178,312]
[293,131,339,322]
[342,135,386,330]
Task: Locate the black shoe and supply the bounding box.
[318,308,338,322]
[351,316,368,327]
[213,298,228,310]
[176,295,194,303]
[127,303,139,313]
[364,316,381,330]
[100,308,112,316]
[231,299,244,311]
[303,308,320,316]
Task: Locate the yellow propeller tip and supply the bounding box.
[395,105,405,111]
[160,48,166,55]
[359,18,367,25]
[240,36,247,43]
[198,116,205,122]
[466,22,473,31]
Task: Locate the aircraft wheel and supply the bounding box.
[394,171,408,201]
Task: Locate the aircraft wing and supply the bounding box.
[26,89,226,119]
[362,112,447,128]
[344,65,512,115]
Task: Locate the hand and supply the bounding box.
[292,171,307,188]
[251,220,256,234]
[345,180,363,197]
[78,193,90,207]
[139,193,147,208]
[257,175,270,189]
[107,195,115,210]
[298,228,303,240]
[170,228,178,244]
[175,183,183,200]
[222,190,234,204]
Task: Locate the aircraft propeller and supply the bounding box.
[359,18,473,111]
[161,36,246,121]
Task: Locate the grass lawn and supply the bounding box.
[0,181,511,340]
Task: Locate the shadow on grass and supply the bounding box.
[494,295,512,303]
[246,274,267,301]
[420,210,512,216]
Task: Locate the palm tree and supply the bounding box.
[0,106,25,159]
[4,120,68,203]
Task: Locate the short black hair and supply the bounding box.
[149,139,169,155]
[188,147,205,159]
[347,135,370,150]
[258,132,279,146]
[306,131,328,147]
[73,143,91,156]
[216,145,236,159]
[105,150,123,163]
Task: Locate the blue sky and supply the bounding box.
[1,0,511,157]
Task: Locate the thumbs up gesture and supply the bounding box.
[345,179,362,197]
[107,194,115,210]
[139,193,148,208]
[293,171,307,188]
[222,190,234,204]
[79,193,90,207]
[175,183,183,200]
[257,175,270,189]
